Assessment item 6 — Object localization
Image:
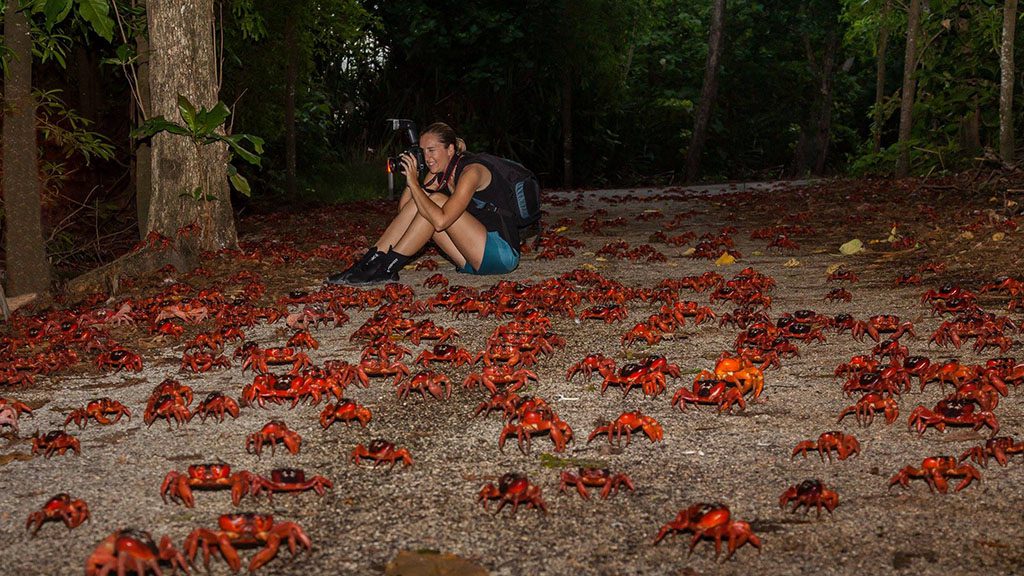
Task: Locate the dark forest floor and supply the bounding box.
[3,172,1024,575]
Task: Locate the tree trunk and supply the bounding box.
[74,45,100,123]
[896,0,922,178]
[146,0,236,252]
[873,0,892,153]
[1000,0,1018,165]
[3,2,52,296]
[284,10,298,198]
[685,0,726,183]
[134,0,153,237]
[562,65,573,188]
[812,31,840,174]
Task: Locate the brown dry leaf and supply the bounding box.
[992,232,1006,241]
[386,550,489,576]
[961,231,974,240]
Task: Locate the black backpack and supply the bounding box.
[470,153,542,228]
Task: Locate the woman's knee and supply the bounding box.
[428,192,449,206]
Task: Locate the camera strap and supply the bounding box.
[437,152,462,193]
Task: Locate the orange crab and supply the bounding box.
[791,431,861,462]
[319,399,372,429]
[559,467,635,500]
[653,502,761,558]
[889,456,981,493]
[499,407,574,453]
[85,529,188,576]
[587,410,663,446]
[32,430,80,458]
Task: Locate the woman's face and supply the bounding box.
[420,132,455,175]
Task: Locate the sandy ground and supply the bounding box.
[2,178,1024,576]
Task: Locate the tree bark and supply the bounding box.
[3,2,52,296]
[999,0,1018,165]
[873,0,892,153]
[895,0,922,177]
[146,0,236,252]
[284,10,298,198]
[685,0,726,183]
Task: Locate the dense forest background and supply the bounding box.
[1,0,1022,291]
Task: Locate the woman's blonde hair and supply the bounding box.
[424,122,467,153]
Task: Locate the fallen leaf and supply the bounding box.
[682,247,696,256]
[839,239,864,255]
[554,226,569,233]
[783,258,801,268]
[595,256,607,262]
[751,250,763,256]
[961,231,974,240]
[992,232,1005,241]
[826,264,841,274]
[581,263,597,271]
[715,253,736,266]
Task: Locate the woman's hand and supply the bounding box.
[400,152,422,188]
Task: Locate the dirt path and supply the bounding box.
[2,176,1023,575]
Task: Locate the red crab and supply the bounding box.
[587,411,664,446]
[889,456,981,493]
[499,407,574,453]
[478,472,547,514]
[0,396,33,418]
[144,393,192,428]
[26,493,90,534]
[32,430,80,458]
[242,346,312,375]
[239,373,318,409]
[161,463,257,507]
[779,479,839,516]
[318,399,372,429]
[960,436,1024,467]
[64,398,131,428]
[472,391,522,419]
[355,358,411,386]
[825,287,852,302]
[791,431,860,462]
[184,513,312,572]
[193,391,241,422]
[463,366,538,394]
[414,343,474,367]
[245,420,302,456]
[600,362,669,398]
[286,330,320,350]
[404,319,459,345]
[671,378,746,412]
[85,529,188,576]
[837,393,899,426]
[181,352,231,372]
[566,353,616,382]
[351,438,413,468]
[579,304,628,324]
[423,273,449,288]
[621,322,665,346]
[908,398,999,436]
[653,502,761,558]
[397,370,451,400]
[559,467,635,500]
[95,347,143,372]
[827,268,858,283]
[662,301,716,325]
[250,468,333,501]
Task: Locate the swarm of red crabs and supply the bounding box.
[8,189,1024,575]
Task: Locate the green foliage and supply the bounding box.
[132,95,265,197]
[34,88,116,165]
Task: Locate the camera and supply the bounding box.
[385,118,427,179]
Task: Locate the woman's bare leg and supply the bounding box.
[378,192,487,269]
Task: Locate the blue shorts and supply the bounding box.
[459,231,520,275]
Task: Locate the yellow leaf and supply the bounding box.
[839,239,864,255]
[554,226,569,233]
[595,256,607,262]
[581,263,597,271]
[783,258,801,268]
[992,232,1005,241]
[751,250,763,256]
[826,264,841,274]
[961,231,974,240]
[715,253,736,266]
[682,247,696,256]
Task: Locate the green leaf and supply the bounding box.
[229,171,252,197]
[176,95,198,132]
[195,102,231,136]
[131,117,190,139]
[43,0,73,27]
[75,0,114,41]
[220,133,264,166]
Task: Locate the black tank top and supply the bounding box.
[435,153,520,248]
